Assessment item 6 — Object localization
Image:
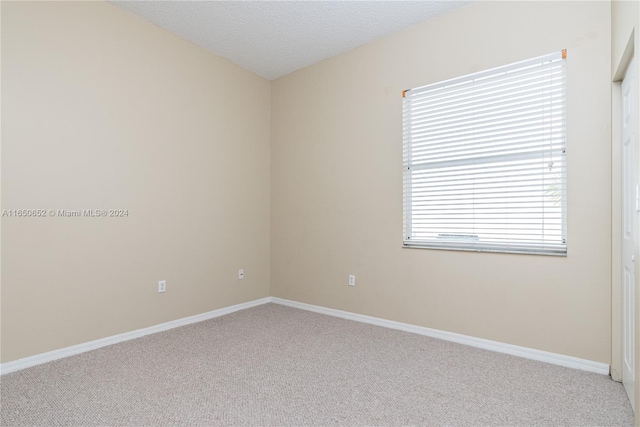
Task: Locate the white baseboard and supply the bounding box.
[0,297,271,375]
[1,296,609,376]
[270,297,610,375]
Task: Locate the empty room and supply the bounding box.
[2,0,640,425]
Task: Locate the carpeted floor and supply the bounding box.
[0,303,634,426]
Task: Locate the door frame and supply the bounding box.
[612,30,638,414]
[613,71,624,384]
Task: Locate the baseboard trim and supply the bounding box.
[1,296,609,376]
[0,297,271,375]
[270,297,610,375]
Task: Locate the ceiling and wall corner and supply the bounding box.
[111,1,472,80]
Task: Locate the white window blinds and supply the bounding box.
[403,51,567,255]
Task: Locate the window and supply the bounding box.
[402,51,567,255]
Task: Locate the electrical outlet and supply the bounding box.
[238,269,244,280]
[158,280,166,293]
[348,275,355,287]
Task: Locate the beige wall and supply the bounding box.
[0,0,619,373]
[612,0,638,79]
[271,1,612,363]
[1,1,271,363]
[611,0,640,419]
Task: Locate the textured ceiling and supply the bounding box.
[112,1,471,80]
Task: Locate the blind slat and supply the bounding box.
[403,51,567,255]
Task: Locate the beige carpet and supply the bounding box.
[0,303,634,426]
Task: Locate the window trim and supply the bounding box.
[402,51,567,256]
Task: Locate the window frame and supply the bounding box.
[402,51,568,256]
